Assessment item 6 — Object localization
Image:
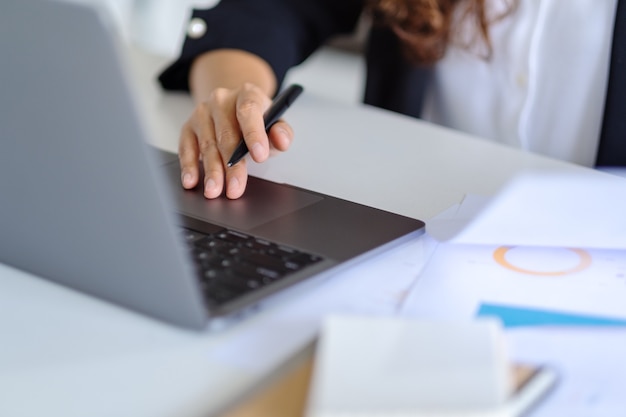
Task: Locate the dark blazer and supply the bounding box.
[159,0,625,166]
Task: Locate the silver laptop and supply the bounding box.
[0,0,424,330]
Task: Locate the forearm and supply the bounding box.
[189,49,277,103]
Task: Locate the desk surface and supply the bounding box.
[0,46,614,417]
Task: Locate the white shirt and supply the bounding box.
[422,0,618,167]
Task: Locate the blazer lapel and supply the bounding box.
[596,0,626,166]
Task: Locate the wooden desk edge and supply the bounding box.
[222,343,537,417]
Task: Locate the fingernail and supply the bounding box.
[205,178,217,194]
[182,172,193,188]
[250,143,266,160]
[228,176,240,193]
[277,126,289,139]
[277,126,291,145]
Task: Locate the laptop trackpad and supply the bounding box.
[164,161,323,230]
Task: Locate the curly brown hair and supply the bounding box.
[367,0,517,65]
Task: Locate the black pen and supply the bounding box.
[226,84,304,167]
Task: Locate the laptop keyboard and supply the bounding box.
[180,227,323,307]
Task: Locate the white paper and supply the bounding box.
[506,327,626,417]
[441,171,626,249]
[401,242,626,323]
[425,195,491,242]
[399,174,626,416]
[400,240,626,415]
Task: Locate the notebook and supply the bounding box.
[305,316,557,417]
[0,0,424,330]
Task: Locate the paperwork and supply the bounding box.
[430,171,626,249]
[401,241,626,325]
[507,327,626,417]
[401,170,626,417]
[411,170,626,325]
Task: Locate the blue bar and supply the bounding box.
[476,303,626,328]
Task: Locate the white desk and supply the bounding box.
[0,46,615,417]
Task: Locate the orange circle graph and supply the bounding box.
[493,246,592,276]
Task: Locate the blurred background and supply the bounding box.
[66,0,366,104]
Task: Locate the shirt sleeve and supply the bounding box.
[157,0,364,92]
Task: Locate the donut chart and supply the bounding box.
[493,246,592,276]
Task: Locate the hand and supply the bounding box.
[178,83,294,199]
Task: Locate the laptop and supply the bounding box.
[0,0,424,330]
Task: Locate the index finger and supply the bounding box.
[235,85,272,163]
